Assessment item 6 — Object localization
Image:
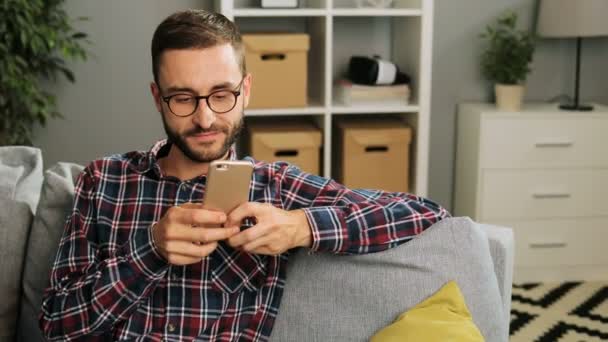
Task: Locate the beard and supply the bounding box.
[161,109,244,163]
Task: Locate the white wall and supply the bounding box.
[33,0,213,168]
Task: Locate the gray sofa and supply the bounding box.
[0,146,514,342]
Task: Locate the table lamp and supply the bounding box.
[537,0,608,111]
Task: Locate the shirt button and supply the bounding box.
[171,273,179,281]
[168,323,176,332]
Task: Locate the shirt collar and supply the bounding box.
[132,139,238,177]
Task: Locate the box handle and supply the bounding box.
[275,150,299,157]
[365,146,389,153]
[261,53,286,61]
[534,140,573,148]
[532,192,571,199]
[529,242,567,249]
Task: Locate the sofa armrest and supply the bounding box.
[478,223,514,329]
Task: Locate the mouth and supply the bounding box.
[189,131,222,143]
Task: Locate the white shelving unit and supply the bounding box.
[216,0,433,196]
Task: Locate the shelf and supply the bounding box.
[233,8,327,17]
[331,9,423,17]
[245,105,326,116]
[232,8,423,17]
[245,104,420,115]
[331,102,419,114]
[220,0,432,196]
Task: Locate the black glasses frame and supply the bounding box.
[161,78,244,117]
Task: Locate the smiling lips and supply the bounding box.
[190,131,221,142]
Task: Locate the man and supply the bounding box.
[39,9,449,341]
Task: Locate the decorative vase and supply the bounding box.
[495,84,524,111]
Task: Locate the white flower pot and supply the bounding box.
[495,84,524,111]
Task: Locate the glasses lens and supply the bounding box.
[208,91,236,113]
[169,95,196,116]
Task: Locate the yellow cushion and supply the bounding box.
[370,281,484,342]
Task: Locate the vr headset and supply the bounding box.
[348,56,411,86]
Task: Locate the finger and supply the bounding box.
[227,223,273,248]
[179,202,204,209]
[247,246,275,256]
[166,254,203,266]
[189,226,240,244]
[226,202,265,227]
[164,240,219,258]
[161,223,235,242]
[176,203,207,227]
[240,233,277,253]
[177,207,227,226]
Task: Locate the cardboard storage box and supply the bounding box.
[242,33,309,108]
[334,119,412,193]
[246,121,322,175]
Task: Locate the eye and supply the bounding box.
[173,95,194,103]
[211,91,231,101]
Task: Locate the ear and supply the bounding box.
[242,73,252,109]
[150,82,162,113]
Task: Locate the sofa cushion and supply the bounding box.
[369,281,484,342]
[17,162,84,342]
[0,146,43,341]
[270,217,507,342]
[0,146,43,213]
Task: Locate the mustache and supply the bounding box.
[184,125,228,136]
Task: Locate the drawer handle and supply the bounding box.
[532,193,571,199]
[529,242,567,249]
[534,141,573,148]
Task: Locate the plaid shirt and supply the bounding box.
[40,139,450,341]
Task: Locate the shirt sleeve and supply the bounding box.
[39,165,170,340]
[277,163,451,255]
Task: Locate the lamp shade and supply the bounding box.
[537,0,608,37]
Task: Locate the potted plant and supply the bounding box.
[480,11,535,111]
[0,0,89,146]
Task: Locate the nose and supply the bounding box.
[192,99,216,130]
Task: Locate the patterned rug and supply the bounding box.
[510,282,608,341]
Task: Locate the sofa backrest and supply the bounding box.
[270,217,508,342]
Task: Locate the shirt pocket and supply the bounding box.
[210,242,267,294]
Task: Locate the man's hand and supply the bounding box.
[225,202,312,255]
[152,203,240,265]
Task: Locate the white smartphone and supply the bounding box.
[203,160,254,214]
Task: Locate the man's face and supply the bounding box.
[151,44,251,163]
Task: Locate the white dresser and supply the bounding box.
[454,103,608,283]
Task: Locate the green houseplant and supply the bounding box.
[480,11,535,111]
[0,0,89,146]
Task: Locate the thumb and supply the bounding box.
[179,202,205,209]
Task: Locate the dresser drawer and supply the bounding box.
[491,218,608,267]
[480,169,608,220]
[479,116,608,168]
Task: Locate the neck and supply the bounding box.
[159,144,229,181]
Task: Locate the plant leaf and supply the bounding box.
[60,67,75,82]
[72,32,87,39]
[0,0,88,145]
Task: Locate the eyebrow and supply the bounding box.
[165,81,238,94]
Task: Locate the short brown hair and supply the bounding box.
[151,9,245,84]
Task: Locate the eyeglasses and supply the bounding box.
[161,78,244,117]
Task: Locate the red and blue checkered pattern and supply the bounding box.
[39,139,449,341]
